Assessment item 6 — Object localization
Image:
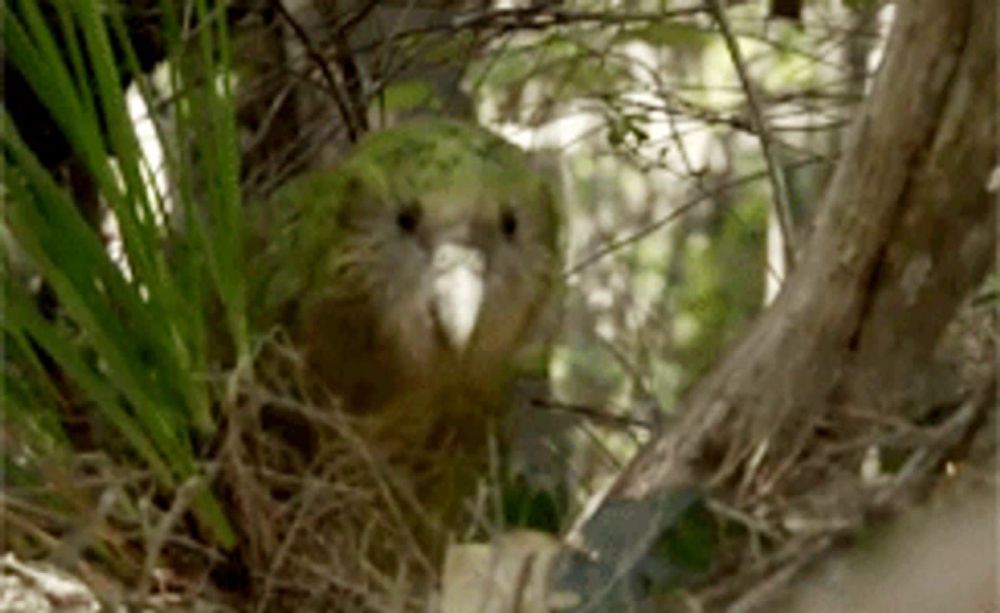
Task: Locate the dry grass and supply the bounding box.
[1,307,994,612]
[2,331,510,612]
[205,333,509,611]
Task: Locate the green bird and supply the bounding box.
[253,119,561,474]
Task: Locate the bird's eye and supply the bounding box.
[397,204,421,234]
[500,209,518,239]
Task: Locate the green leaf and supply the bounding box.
[2,0,238,548]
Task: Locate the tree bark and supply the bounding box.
[611,0,995,501]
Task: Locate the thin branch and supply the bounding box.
[704,0,797,271]
[136,474,208,600]
[329,10,369,135]
[725,536,833,613]
[565,157,822,277]
[341,6,710,60]
[530,398,655,432]
[451,6,707,31]
[331,0,380,35]
[274,0,361,142]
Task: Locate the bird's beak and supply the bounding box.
[431,243,485,352]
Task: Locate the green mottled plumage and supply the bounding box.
[253,120,561,466]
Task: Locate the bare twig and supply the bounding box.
[137,473,210,599]
[704,0,797,271]
[341,6,708,61]
[726,536,833,613]
[274,1,362,142]
[530,398,655,431]
[331,0,380,35]
[255,479,323,613]
[565,157,822,277]
[451,6,706,31]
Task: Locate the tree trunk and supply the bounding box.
[612,0,995,506]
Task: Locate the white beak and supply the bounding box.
[431,243,485,351]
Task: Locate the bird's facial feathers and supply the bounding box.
[290,120,559,406]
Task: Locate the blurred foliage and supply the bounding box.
[648,497,718,585]
[379,79,444,114]
[469,0,851,417]
[672,192,768,384]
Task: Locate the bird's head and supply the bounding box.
[305,120,561,391]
